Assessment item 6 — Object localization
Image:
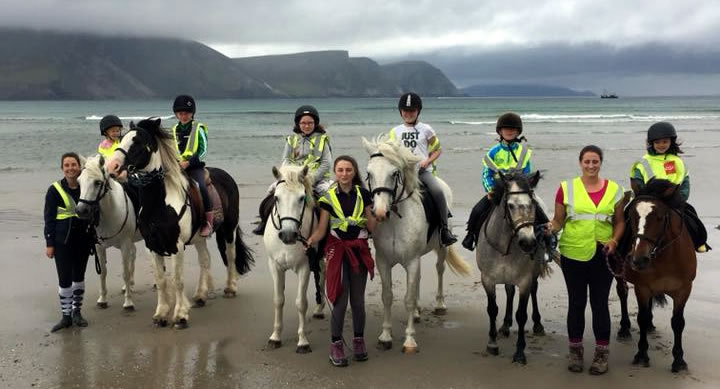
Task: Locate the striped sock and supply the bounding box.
[59,287,73,316]
[71,281,85,311]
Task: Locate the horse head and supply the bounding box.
[76,154,109,220]
[105,117,164,177]
[363,136,421,221]
[495,169,541,253]
[271,165,313,244]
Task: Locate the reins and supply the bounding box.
[367,152,414,218]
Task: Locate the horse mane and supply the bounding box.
[135,118,187,194]
[490,168,535,205]
[367,135,422,193]
[636,178,684,208]
[84,154,105,180]
[278,165,315,208]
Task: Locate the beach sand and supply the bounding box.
[1,138,719,389]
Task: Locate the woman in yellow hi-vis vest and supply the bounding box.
[252,105,333,235]
[629,122,709,252]
[43,152,94,333]
[545,145,626,375]
[306,155,376,367]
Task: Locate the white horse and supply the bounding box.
[475,169,550,364]
[76,154,142,310]
[264,165,320,353]
[363,137,471,353]
[105,118,254,328]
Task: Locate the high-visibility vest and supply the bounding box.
[97,139,119,158]
[287,133,329,176]
[318,184,367,232]
[483,143,532,174]
[558,177,623,261]
[52,181,77,220]
[388,129,442,175]
[630,153,686,185]
[172,121,208,160]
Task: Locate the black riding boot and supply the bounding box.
[462,196,492,251]
[72,309,88,327]
[684,203,711,252]
[252,191,275,236]
[440,225,458,246]
[51,315,72,333]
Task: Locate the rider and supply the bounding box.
[171,95,213,237]
[44,152,95,332]
[97,115,123,158]
[629,122,710,253]
[461,112,556,257]
[306,155,376,367]
[252,105,333,235]
[390,92,456,246]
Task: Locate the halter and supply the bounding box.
[366,152,414,218]
[270,180,313,244]
[628,195,684,261]
[484,184,537,256]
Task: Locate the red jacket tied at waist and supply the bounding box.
[324,234,375,304]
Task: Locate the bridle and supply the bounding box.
[270,180,313,244]
[629,196,684,261]
[484,183,537,256]
[366,152,414,218]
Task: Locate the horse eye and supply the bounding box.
[298,196,305,203]
[94,180,102,186]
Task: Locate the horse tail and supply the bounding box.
[233,226,254,275]
[215,231,229,267]
[653,294,668,308]
[445,246,472,276]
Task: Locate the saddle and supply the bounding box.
[188,168,224,235]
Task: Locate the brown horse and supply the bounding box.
[624,179,696,373]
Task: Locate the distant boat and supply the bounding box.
[600,90,618,99]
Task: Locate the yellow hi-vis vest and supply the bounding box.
[172,121,208,160]
[97,139,119,158]
[52,181,77,220]
[318,184,367,232]
[388,129,441,175]
[287,133,329,177]
[630,153,686,185]
[558,177,623,261]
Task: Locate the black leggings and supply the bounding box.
[561,244,613,343]
[188,167,210,211]
[54,239,91,288]
[419,169,449,226]
[331,257,368,340]
[684,203,708,248]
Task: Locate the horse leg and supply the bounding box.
[513,287,531,365]
[648,302,656,333]
[295,265,312,354]
[670,288,691,373]
[268,262,285,348]
[152,254,171,327]
[402,259,421,353]
[530,278,545,335]
[413,262,421,323]
[121,241,137,310]
[616,278,632,340]
[312,259,326,319]
[484,281,500,356]
[192,239,212,306]
[433,247,447,315]
[171,251,191,329]
[377,258,394,350]
[223,231,239,298]
[96,245,109,309]
[632,291,652,367]
[499,284,514,338]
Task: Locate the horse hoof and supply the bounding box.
[486,345,500,356]
[647,324,657,333]
[512,353,527,365]
[672,360,688,373]
[223,289,237,298]
[533,324,545,336]
[499,326,511,338]
[267,340,282,349]
[616,329,632,341]
[377,341,393,350]
[174,319,188,330]
[433,307,447,316]
[296,345,312,354]
[312,313,325,319]
[97,302,109,309]
[123,305,135,312]
[153,318,168,327]
[632,354,650,367]
[402,346,419,354]
[193,299,206,308]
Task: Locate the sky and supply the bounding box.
[3,0,720,95]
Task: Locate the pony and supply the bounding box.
[76,154,142,310]
[475,168,550,364]
[105,118,253,328]
[263,164,319,353]
[363,136,471,353]
[623,178,696,372]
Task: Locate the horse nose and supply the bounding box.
[632,255,650,271]
[278,230,298,244]
[518,236,537,253]
[76,203,89,218]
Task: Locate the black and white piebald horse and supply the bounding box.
[105,118,253,328]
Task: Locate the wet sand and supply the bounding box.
[1,142,720,388]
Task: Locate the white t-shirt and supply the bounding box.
[390,122,436,160]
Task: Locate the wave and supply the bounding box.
[449,113,720,125]
[85,115,174,121]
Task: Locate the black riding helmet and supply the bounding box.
[647,121,677,142]
[99,114,123,136]
[294,105,319,125]
[398,92,422,112]
[173,95,196,114]
[496,112,523,135]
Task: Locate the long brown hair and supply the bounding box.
[333,155,364,188]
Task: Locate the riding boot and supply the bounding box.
[72,309,88,327]
[329,340,348,367]
[51,314,73,333]
[568,342,584,373]
[252,192,275,236]
[200,211,213,237]
[589,345,609,375]
[462,197,492,251]
[461,232,477,251]
[71,282,88,327]
[440,224,458,246]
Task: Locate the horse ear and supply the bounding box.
[78,154,87,168]
[362,137,375,155]
[301,165,309,178]
[529,171,541,188]
[151,117,161,128]
[129,121,136,130]
[272,166,281,180]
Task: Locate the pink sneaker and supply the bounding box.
[353,337,368,361]
[329,340,348,367]
[200,211,213,237]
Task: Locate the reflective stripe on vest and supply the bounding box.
[52,181,77,220]
[97,139,119,158]
[287,133,328,175]
[172,122,208,160]
[318,184,366,232]
[630,154,686,185]
[558,177,622,261]
[483,143,530,172]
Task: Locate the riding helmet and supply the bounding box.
[294,105,320,126]
[173,95,196,114]
[398,92,423,112]
[99,114,123,135]
[496,112,523,134]
[647,121,677,142]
